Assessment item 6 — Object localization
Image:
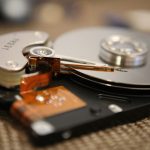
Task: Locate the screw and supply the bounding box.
[108,104,123,113]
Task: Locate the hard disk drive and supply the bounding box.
[0,27,150,145]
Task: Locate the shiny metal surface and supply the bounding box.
[53,27,150,87]
[30,46,55,57]
[100,35,148,67]
[0,31,49,71]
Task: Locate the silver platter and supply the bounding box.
[53,27,150,90]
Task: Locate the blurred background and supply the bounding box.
[0,0,150,39]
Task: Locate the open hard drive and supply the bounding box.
[1,27,150,145]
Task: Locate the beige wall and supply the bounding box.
[0,0,150,39]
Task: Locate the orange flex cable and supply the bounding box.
[11,86,86,126]
[20,72,52,95]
